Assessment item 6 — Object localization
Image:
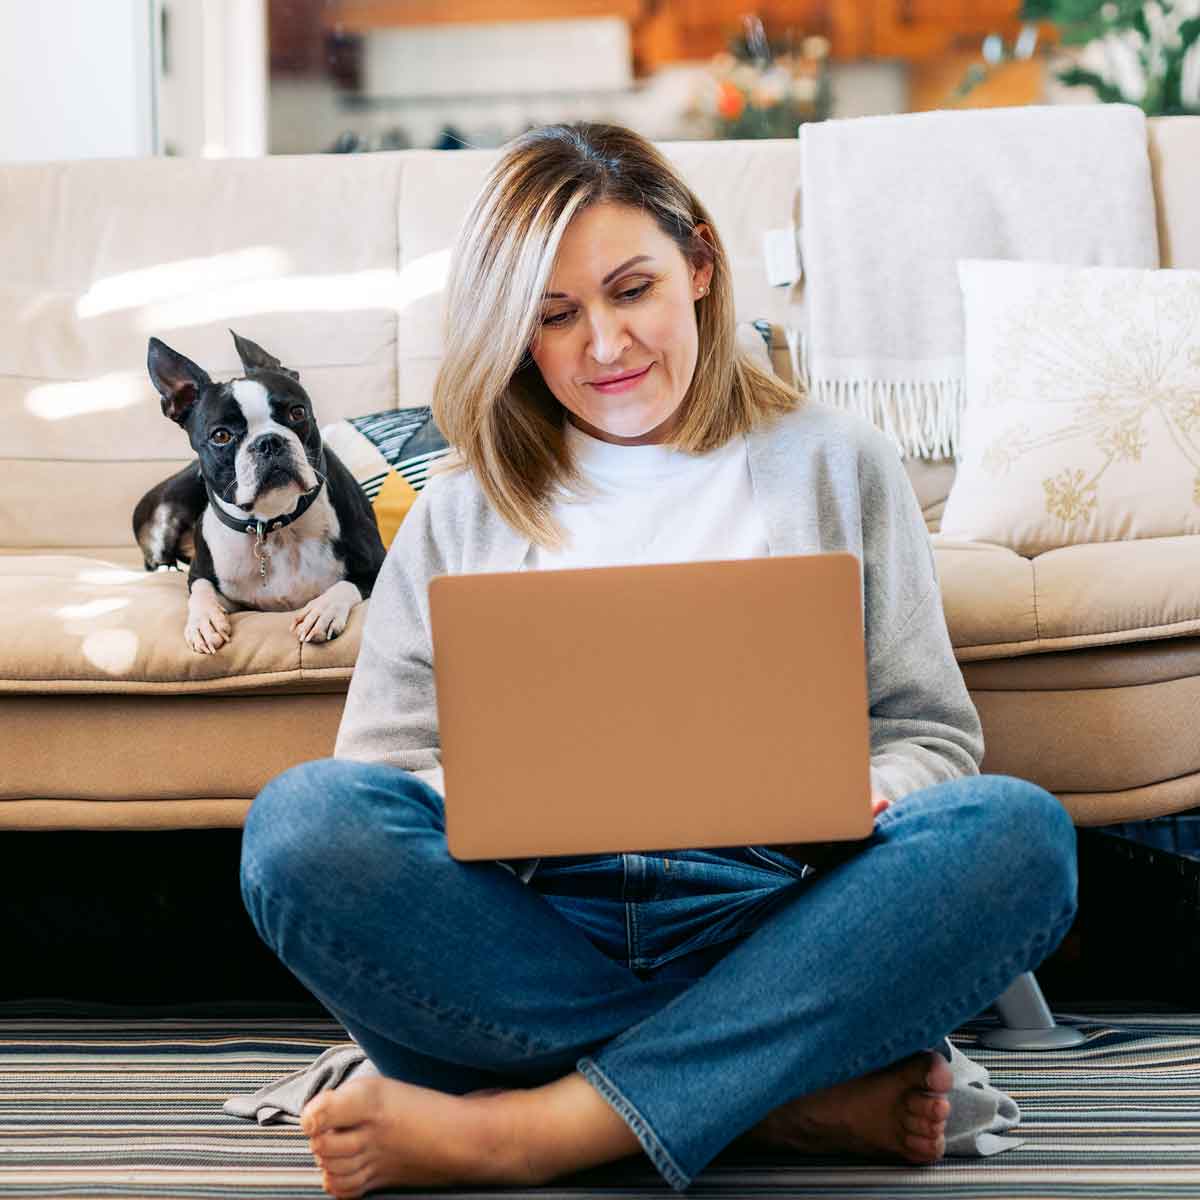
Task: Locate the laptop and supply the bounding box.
[428,552,873,861]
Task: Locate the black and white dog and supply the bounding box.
[134,332,385,654]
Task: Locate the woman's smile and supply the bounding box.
[588,364,653,394]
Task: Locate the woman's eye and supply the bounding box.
[617,283,650,302]
[541,311,571,328]
[211,429,232,445]
[289,405,307,422]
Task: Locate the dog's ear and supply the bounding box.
[147,337,212,425]
[230,330,300,381]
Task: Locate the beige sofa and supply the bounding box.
[3,119,1199,837]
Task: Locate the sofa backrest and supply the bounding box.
[0,140,802,554]
[2,117,1198,555]
[1,153,404,554]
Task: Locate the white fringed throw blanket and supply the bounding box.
[798,104,1159,458]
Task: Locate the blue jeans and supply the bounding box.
[239,762,1077,1191]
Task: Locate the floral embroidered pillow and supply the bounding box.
[940,259,1200,557]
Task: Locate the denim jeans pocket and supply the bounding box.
[744,844,809,881]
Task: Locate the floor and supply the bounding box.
[3,826,1197,1197]
[4,1004,1200,1198]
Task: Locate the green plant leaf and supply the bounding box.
[1056,65,1128,102]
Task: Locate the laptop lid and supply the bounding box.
[429,552,873,861]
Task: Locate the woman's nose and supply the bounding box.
[586,308,630,364]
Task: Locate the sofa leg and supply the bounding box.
[976,972,1087,1049]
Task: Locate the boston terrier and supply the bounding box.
[134,331,386,655]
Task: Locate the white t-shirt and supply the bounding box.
[523,419,769,571]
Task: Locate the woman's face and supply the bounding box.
[530,201,714,446]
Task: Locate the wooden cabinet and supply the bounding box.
[323,1,646,30]
[863,0,1025,60]
[668,1,830,58]
[831,0,1041,109]
[315,0,1038,105]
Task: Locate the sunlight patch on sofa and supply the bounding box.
[73,568,157,585]
[139,249,452,330]
[56,597,130,620]
[75,247,293,319]
[26,373,145,420]
[79,629,139,675]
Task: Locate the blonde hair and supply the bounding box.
[432,121,802,547]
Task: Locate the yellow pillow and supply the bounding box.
[371,469,419,548]
[320,407,451,550]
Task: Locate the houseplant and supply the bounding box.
[693,14,831,139]
[966,2,1200,115]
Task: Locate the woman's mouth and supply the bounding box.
[588,364,652,394]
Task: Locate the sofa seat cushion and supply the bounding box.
[935,533,1200,660]
[0,556,357,694]
[958,637,1200,822]
[2,690,346,823]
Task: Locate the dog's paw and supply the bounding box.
[290,584,357,644]
[185,606,232,655]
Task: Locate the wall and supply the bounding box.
[157,0,268,157]
[0,0,156,162]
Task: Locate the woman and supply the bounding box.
[239,122,1077,1198]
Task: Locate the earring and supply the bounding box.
[697,285,709,298]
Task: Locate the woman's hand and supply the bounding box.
[775,790,891,874]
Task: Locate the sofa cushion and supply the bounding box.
[942,259,1200,556]
[961,637,1200,822]
[2,690,346,815]
[321,405,452,548]
[0,556,357,694]
[935,533,1200,659]
[3,532,1196,700]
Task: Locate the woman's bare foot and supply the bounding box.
[738,1050,954,1165]
[300,1051,953,1197]
[302,1063,650,1198]
[300,1075,533,1198]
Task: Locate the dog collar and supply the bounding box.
[205,473,326,538]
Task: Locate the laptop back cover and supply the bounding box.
[429,552,872,860]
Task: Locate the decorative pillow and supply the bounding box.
[941,259,1200,557]
[321,407,452,549]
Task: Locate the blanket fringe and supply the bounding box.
[807,376,964,460]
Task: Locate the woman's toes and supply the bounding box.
[901,1110,934,1138]
[323,1161,373,1199]
[903,1131,942,1162]
[924,1052,954,1094]
[898,1052,944,1098]
[908,1091,951,1122]
[303,1077,379,1136]
[310,1127,367,1161]
[301,1093,335,1137]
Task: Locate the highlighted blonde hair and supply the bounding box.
[432,122,802,547]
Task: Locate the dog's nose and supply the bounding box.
[252,434,284,458]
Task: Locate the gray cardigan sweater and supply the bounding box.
[333,401,984,884]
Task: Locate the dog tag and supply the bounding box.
[254,523,270,583]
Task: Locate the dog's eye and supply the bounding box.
[289,405,307,422]
[211,429,232,445]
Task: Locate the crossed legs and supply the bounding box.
[240,762,1076,1193]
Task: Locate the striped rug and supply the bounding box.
[2,1006,1199,1198]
